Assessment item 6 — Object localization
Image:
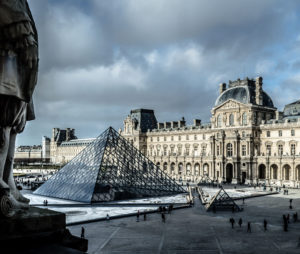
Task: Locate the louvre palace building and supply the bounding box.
[17,77,300,187]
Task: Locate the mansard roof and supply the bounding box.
[283,99,300,119]
[130,108,157,132]
[215,85,274,108]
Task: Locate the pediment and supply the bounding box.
[214,99,248,111]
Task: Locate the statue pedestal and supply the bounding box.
[0,207,87,253]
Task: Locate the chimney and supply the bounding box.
[164,122,171,129]
[171,121,178,128]
[193,119,201,126]
[219,83,226,94]
[178,117,186,128]
[66,128,71,141]
[52,128,59,141]
[157,123,164,129]
[255,77,263,105]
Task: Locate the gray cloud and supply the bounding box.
[17,0,300,145]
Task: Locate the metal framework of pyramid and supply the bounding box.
[34,127,185,203]
[205,187,241,212]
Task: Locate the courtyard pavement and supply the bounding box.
[69,188,300,254]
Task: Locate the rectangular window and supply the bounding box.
[164,136,167,141]
[291,130,295,136]
[186,135,189,140]
[163,147,167,156]
[194,148,198,156]
[291,144,296,156]
[267,131,270,137]
[217,145,220,156]
[201,147,207,156]
[171,147,175,156]
[178,147,182,156]
[194,135,197,140]
[242,145,246,156]
[278,145,283,156]
[266,145,271,156]
[279,130,282,137]
[186,148,190,156]
[157,148,160,156]
[157,137,159,141]
[178,136,181,141]
[171,136,174,141]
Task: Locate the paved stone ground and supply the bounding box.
[69,188,300,254]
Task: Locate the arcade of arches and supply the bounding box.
[154,160,300,186]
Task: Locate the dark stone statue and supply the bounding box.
[0,0,38,216]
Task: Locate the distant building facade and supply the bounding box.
[18,77,300,187]
[121,77,300,187]
[14,136,50,164]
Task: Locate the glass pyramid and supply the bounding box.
[205,187,241,212]
[34,127,185,203]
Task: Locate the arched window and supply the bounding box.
[178,163,183,175]
[170,163,175,173]
[229,114,234,126]
[227,143,233,157]
[242,112,247,126]
[163,162,168,171]
[271,164,278,179]
[258,164,266,179]
[186,163,191,175]
[283,165,291,180]
[217,114,222,127]
[194,163,200,175]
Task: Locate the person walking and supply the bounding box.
[283,215,288,232]
[289,199,293,209]
[144,213,147,221]
[263,219,267,231]
[238,218,243,228]
[106,214,110,222]
[161,213,166,223]
[81,227,85,239]
[247,222,251,233]
[230,218,235,229]
[136,212,140,222]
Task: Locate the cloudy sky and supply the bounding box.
[18,0,300,145]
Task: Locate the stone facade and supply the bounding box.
[120,77,300,187]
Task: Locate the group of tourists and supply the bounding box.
[283,212,298,232]
[229,218,268,232]
[136,210,148,222]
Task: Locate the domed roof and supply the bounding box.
[215,85,274,108]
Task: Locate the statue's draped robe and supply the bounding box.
[0,0,38,125]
